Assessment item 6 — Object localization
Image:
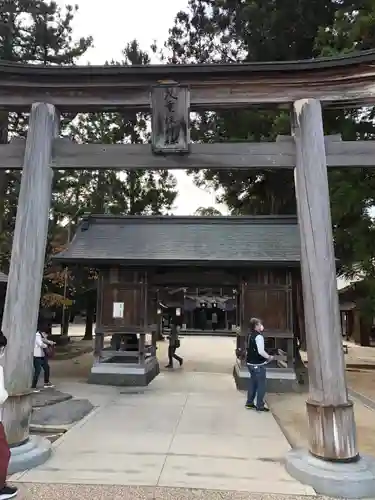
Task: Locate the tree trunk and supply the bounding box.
[359,316,371,347]
[129,170,136,214]
[0,112,9,239]
[83,293,95,340]
[62,309,70,336]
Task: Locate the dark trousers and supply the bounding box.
[0,423,10,487]
[246,365,266,409]
[168,345,183,366]
[32,356,50,388]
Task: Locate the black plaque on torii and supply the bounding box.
[151,80,190,154]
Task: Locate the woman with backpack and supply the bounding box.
[32,322,55,392]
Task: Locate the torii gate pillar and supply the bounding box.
[285,98,375,498]
[1,102,58,473]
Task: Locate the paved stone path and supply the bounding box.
[12,337,315,497]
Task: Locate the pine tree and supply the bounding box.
[0,0,93,270]
[194,207,222,216]
[164,0,331,217]
[165,0,375,248]
[164,0,375,334]
[55,40,178,338]
[314,1,375,339]
[66,40,177,219]
[0,1,93,339]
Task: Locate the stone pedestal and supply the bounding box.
[232,359,298,393]
[285,449,375,499]
[8,436,51,475]
[88,355,160,386]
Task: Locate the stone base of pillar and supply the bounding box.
[285,449,375,499]
[8,436,51,475]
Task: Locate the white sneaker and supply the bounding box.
[44,383,55,389]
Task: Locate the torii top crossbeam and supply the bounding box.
[1,49,375,111]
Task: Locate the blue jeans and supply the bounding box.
[246,364,266,409]
[32,356,50,388]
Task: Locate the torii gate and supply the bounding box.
[2,50,375,496]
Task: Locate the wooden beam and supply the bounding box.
[0,51,375,111]
[0,81,374,112]
[0,137,26,169]
[1,135,375,170]
[50,139,295,170]
[42,136,375,170]
[292,98,357,462]
[2,103,58,447]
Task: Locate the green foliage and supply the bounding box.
[0,0,93,309]
[0,1,92,60]
[62,40,178,220]
[0,17,178,315]
[0,0,93,246]
[164,0,375,321]
[165,0,338,63]
[46,40,177,311]
[194,206,222,216]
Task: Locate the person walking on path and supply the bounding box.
[165,323,183,369]
[0,331,18,499]
[245,317,274,412]
[211,311,218,331]
[32,323,55,392]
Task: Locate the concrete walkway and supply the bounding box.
[13,337,315,497]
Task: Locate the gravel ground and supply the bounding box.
[267,380,375,456]
[347,369,375,401]
[15,484,333,500]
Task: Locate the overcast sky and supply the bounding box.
[56,0,227,215]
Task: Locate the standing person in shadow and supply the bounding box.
[165,322,183,369]
[245,317,274,412]
[211,310,218,332]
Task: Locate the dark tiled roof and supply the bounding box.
[55,215,300,265]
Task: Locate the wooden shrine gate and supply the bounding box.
[2,50,375,495]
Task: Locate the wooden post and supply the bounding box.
[352,309,361,344]
[239,281,247,365]
[1,103,58,446]
[93,332,104,362]
[151,328,157,357]
[138,334,145,364]
[93,273,104,362]
[292,98,358,462]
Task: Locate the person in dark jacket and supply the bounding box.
[245,317,274,412]
[165,323,183,369]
